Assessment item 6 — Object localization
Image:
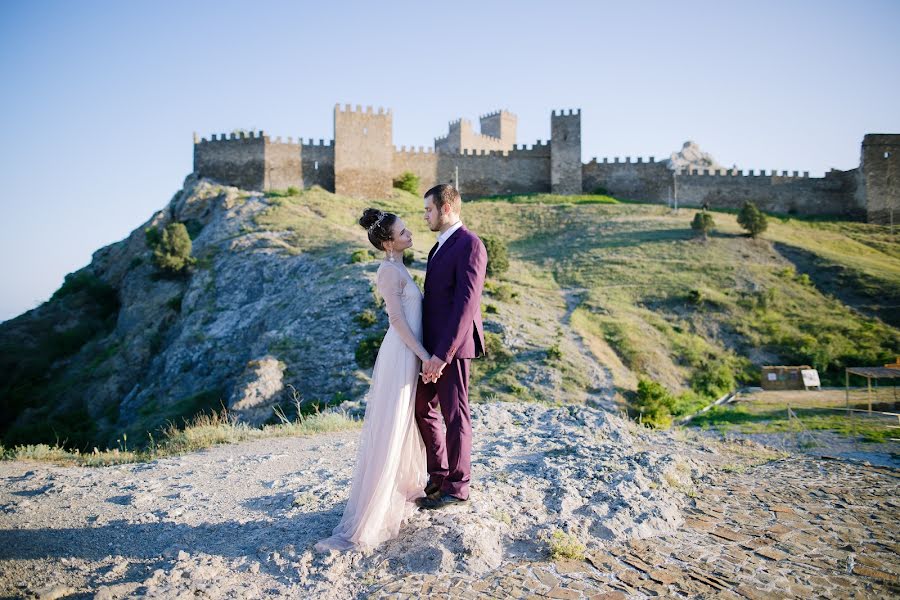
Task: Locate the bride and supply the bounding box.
[315,208,431,552]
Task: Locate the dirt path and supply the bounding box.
[559,287,617,412]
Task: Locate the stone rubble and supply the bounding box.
[1,401,897,599]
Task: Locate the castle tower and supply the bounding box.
[334,104,393,198]
[551,109,582,195]
[859,134,900,224]
[479,110,517,147]
[434,110,518,154]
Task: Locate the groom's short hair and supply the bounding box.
[424,184,461,215]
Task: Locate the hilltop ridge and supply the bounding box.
[1,179,898,453]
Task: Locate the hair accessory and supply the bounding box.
[368,211,387,232]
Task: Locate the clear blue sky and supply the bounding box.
[2,0,898,322]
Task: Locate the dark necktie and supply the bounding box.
[427,242,439,267]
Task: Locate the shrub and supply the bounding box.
[482,236,510,277]
[403,249,414,266]
[484,280,517,302]
[393,171,420,195]
[51,271,119,317]
[546,344,563,361]
[153,223,195,274]
[350,249,373,263]
[686,289,704,305]
[737,202,768,237]
[690,211,715,238]
[483,332,513,364]
[144,226,162,249]
[354,309,377,328]
[631,378,675,428]
[689,360,736,399]
[355,329,387,368]
[546,529,586,561]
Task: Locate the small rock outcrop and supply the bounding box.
[666,141,725,173]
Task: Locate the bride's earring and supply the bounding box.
[388,249,395,262]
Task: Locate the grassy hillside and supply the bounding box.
[2,182,897,452]
[258,186,899,415]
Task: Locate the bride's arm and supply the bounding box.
[376,266,431,362]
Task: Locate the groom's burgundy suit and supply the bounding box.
[415,224,487,500]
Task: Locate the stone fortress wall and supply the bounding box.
[193,104,899,223]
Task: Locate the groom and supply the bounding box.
[415,184,487,510]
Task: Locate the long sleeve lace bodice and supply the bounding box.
[376,262,430,362]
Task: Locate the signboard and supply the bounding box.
[801,369,820,389]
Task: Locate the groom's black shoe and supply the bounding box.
[424,480,442,497]
[416,493,468,510]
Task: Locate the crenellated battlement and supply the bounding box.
[591,156,658,164]
[188,101,893,221]
[300,138,334,147]
[195,130,268,144]
[679,168,811,178]
[394,145,435,155]
[335,103,391,116]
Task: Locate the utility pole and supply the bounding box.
[455,165,460,195]
[673,170,679,213]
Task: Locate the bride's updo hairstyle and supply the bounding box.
[358,208,398,250]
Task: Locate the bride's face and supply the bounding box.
[385,218,413,253]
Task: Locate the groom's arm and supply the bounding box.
[431,236,487,364]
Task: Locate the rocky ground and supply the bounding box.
[1,401,898,599]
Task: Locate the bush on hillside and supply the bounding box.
[484,280,517,302]
[689,359,736,399]
[690,211,715,238]
[354,309,377,328]
[350,249,373,263]
[393,171,420,195]
[482,236,509,277]
[403,249,414,266]
[355,329,387,369]
[483,331,513,364]
[737,202,768,237]
[151,223,195,274]
[51,271,119,317]
[632,378,675,428]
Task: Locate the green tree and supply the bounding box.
[631,378,676,428]
[153,222,195,274]
[393,171,420,195]
[737,202,768,238]
[482,235,509,278]
[690,211,715,238]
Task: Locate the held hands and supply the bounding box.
[420,356,447,384]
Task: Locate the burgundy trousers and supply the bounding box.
[414,357,472,500]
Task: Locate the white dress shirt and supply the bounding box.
[433,220,463,258]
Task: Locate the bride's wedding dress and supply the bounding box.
[315,260,428,552]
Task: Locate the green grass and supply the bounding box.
[1,407,360,467]
[457,200,898,393]
[690,403,895,443]
[470,192,620,205]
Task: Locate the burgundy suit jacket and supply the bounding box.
[423,225,487,364]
